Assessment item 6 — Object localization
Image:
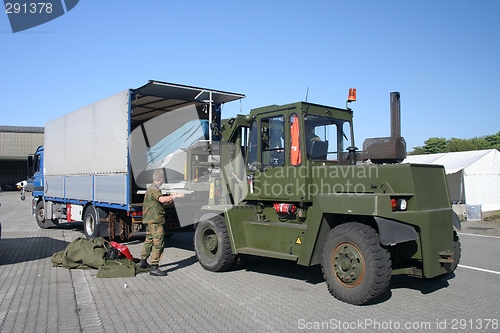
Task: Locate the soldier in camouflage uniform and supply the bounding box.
[139,169,184,276]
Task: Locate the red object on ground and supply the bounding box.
[109,241,134,260]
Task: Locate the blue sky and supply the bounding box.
[1,1,499,151]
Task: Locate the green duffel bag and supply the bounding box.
[97,259,137,278]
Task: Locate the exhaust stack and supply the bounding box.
[391,92,401,139]
[361,92,407,164]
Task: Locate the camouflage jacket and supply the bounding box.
[142,184,165,224]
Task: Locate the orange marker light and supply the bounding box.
[391,198,397,211]
[347,88,357,102]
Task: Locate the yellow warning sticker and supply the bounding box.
[209,183,214,199]
[295,237,302,245]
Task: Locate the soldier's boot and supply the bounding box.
[150,265,167,276]
[138,260,150,269]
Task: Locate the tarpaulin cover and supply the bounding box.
[146,119,209,167]
[44,90,129,176]
[51,237,107,269]
[51,237,148,278]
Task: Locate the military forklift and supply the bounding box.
[183,89,461,305]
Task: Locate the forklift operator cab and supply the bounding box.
[245,104,354,171]
[304,114,352,164]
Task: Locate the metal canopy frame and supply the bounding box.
[130,81,245,136]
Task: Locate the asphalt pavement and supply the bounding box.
[1,191,499,333]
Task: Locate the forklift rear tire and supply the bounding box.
[322,222,391,305]
[194,215,236,272]
[447,230,461,274]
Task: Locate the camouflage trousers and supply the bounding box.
[141,223,165,265]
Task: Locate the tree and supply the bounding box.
[410,131,500,155]
[423,137,447,154]
[469,137,490,150]
[447,138,477,152]
[484,131,500,149]
[410,146,425,155]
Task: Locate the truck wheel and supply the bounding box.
[83,206,100,239]
[322,222,391,305]
[194,215,236,272]
[35,201,48,229]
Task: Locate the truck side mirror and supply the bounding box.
[27,154,34,178]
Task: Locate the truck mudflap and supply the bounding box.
[374,217,418,246]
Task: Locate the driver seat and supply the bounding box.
[308,140,328,160]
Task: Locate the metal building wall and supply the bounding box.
[0,126,44,189]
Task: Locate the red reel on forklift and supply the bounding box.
[273,203,297,215]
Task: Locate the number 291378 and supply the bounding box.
[5,2,54,14]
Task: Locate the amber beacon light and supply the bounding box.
[348,88,357,102]
[346,88,356,109]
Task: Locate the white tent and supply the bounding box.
[403,149,500,212]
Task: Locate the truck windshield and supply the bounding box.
[304,114,352,163]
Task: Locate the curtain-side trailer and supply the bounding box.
[28,80,245,240]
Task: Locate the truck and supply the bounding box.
[28,81,245,240]
[29,81,461,305]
